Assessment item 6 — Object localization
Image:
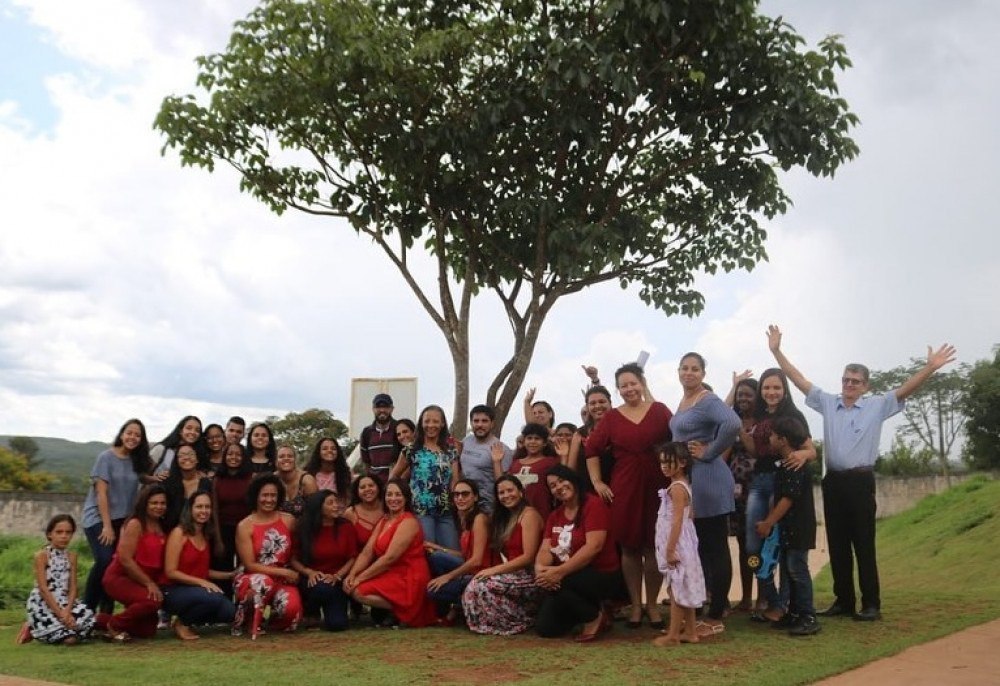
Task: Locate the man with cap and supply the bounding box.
[359,393,400,487]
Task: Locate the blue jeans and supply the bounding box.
[302,580,350,631]
[427,551,471,604]
[162,585,236,626]
[83,519,123,612]
[746,472,789,609]
[417,513,459,551]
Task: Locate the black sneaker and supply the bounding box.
[788,615,821,636]
[770,613,798,629]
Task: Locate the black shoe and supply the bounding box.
[788,615,821,636]
[818,602,853,617]
[770,612,799,629]
[853,607,882,622]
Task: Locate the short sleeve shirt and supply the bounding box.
[408,445,459,516]
[545,494,618,573]
[459,435,513,513]
[82,449,140,528]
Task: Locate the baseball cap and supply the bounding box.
[373,393,393,407]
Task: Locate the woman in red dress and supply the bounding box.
[99,484,169,642]
[344,479,436,628]
[233,475,302,639]
[585,362,672,629]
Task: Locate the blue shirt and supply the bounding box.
[459,435,512,514]
[805,386,904,471]
[82,449,140,528]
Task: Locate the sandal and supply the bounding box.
[695,621,725,638]
[15,622,33,645]
[102,630,132,644]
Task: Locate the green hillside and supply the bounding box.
[0,435,106,492]
[1,476,997,685]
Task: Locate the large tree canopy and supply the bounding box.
[156,0,858,433]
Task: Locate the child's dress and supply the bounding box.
[655,482,706,609]
[26,546,96,643]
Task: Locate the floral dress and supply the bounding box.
[233,518,302,637]
[655,482,706,609]
[26,546,95,643]
[461,520,542,635]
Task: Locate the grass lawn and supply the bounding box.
[1,476,998,686]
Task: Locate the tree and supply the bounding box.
[156,0,858,434]
[266,408,351,462]
[870,361,969,483]
[962,347,1000,471]
[7,436,42,471]
[874,437,936,478]
[0,446,56,491]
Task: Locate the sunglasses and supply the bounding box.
[841,378,866,386]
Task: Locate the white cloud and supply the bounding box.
[1,0,998,452]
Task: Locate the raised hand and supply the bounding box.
[732,369,752,386]
[926,344,957,371]
[766,325,783,353]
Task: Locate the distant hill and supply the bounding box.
[0,435,107,493]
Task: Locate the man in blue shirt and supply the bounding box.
[768,325,955,621]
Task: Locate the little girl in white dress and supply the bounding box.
[653,443,706,646]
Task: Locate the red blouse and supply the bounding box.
[176,537,210,580]
[545,494,618,573]
[306,521,358,575]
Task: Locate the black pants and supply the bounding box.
[822,469,879,610]
[536,567,621,638]
[695,514,732,620]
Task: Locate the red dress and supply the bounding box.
[584,402,672,549]
[355,512,435,627]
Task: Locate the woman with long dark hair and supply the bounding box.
[212,442,253,588]
[344,475,385,549]
[304,437,352,498]
[291,490,358,631]
[162,443,213,530]
[245,422,277,474]
[567,385,614,489]
[462,475,544,635]
[535,465,621,641]
[744,367,816,623]
[203,423,227,474]
[424,478,492,622]
[150,415,207,478]
[162,491,236,639]
[81,419,152,613]
[99,484,169,642]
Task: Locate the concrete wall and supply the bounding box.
[0,491,85,537]
[813,472,991,524]
[1,472,994,536]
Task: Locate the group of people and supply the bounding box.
[21,325,956,648]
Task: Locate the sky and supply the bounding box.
[1,0,997,448]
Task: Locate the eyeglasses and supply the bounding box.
[841,378,866,386]
[452,490,474,498]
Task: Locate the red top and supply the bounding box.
[352,510,383,548]
[250,518,293,567]
[503,520,525,561]
[214,474,253,526]
[545,494,618,573]
[459,525,497,572]
[306,521,358,575]
[107,523,166,584]
[509,456,558,521]
[177,537,210,580]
